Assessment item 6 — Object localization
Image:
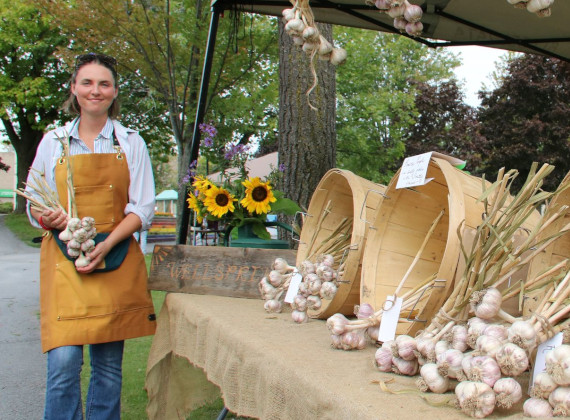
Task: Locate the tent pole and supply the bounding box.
[178,1,222,245]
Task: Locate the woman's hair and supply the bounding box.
[61,53,121,119]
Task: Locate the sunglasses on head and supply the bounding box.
[75,53,117,71]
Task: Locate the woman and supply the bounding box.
[25,53,156,420]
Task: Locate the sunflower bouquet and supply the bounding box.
[185,124,301,240]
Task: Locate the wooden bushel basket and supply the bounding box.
[361,158,489,336]
[296,169,386,319]
[523,171,570,316]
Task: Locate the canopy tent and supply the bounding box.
[179,0,570,243]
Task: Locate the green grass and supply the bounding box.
[0,202,14,213]
[2,215,240,419]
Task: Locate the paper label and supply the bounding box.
[284,272,303,303]
[395,152,434,189]
[377,295,403,342]
[529,332,563,391]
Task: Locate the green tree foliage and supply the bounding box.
[37,0,279,187]
[335,29,460,184]
[477,54,570,191]
[0,0,69,212]
[405,79,485,173]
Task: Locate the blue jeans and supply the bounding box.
[44,341,124,420]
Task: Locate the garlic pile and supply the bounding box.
[370,0,424,37]
[259,254,341,322]
[58,216,97,268]
[506,0,554,17]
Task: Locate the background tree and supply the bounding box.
[0,0,68,213]
[405,79,485,173]
[38,0,280,219]
[334,29,460,184]
[278,21,336,211]
[476,54,570,191]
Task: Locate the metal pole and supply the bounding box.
[177,2,222,244]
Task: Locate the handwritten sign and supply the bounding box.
[148,245,297,299]
[529,332,563,392]
[377,295,403,342]
[395,152,434,189]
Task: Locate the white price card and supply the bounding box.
[529,332,563,392]
[377,295,403,343]
[284,272,303,304]
[395,152,434,189]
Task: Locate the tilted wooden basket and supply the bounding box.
[296,169,385,319]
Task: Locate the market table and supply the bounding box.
[145,293,531,420]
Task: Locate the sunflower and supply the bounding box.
[241,177,276,214]
[203,185,236,218]
[192,175,213,196]
[186,192,204,223]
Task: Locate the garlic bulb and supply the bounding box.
[264,299,282,313]
[329,48,347,66]
[292,294,308,312]
[58,227,73,242]
[308,277,322,295]
[272,257,295,274]
[545,344,570,386]
[526,0,554,17]
[523,397,554,417]
[467,317,488,349]
[495,343,529,377]
[475,335,503,359]
[403,2,423,22]
[320,281,337,299]
[374,0,392,10]
[530,371,558,399]
[258,277,278,300]
[436,349,464,379]
[306,295,322,311]
[469,356,501,387]
[318,253,335,267]
[493,377,523,409]
[393,17,407,32]
[341,331,366,350]
[387,3,406,18]
[459,351,474,382]
[81,216,95,229]
[299,260,316,276]
[268,270,285,287]
[392,356,419,376]
[291,309,308,323]
[75,253,90,268]
[548,386,570,416]
[405,21,423,37]
[417,363,450,394]
[415,333,436,363]
[355,303,374,319]
[375,346,393,372]
[282,8,295,21]
[366,325,379,342]
[435,340,450,358]
[301,26,319,42]
[451,325,469,352]
[507,0,528,7]
[80,239,95,253]
[470,287,502,320]
[455,381,496,419]
[393,335,417,361]
[508,320,537,351]
[67,247,81,258]
[326,313,349,335]
[67,217,82,232]
[483,324,508,342]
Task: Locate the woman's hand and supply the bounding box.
[40,209,69,231]
[75,241,111,274]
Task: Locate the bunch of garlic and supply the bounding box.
[372,0,424,37]
[282,0,348,66]
[290,254,341,324]
[507,0,554,17]
[58,216,97,268]
[259,257,297,314]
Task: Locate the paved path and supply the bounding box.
[0,214,45,419]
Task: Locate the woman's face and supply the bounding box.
[71,63,118,118]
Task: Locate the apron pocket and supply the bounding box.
[73,184,115,227]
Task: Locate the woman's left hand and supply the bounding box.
[75,241,111,274]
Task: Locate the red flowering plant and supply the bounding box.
[184,123,300,240]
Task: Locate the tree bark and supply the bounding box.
[278,21,336,213]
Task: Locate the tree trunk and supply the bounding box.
[278,21,336,213]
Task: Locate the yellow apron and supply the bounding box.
[39,149,156,353]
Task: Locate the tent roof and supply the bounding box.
[214,0,570,61]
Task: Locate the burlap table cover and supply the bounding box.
[145,293,523,419]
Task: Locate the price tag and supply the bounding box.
[284,272,303,303]
[377,295,403,342]
[395,152,434,189]
[529,332,563,392]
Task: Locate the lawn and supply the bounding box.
[3,213,245,420]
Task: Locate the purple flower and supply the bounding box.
[278,163,286,172]
[202,137,214,147]
[180,160,197,186]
